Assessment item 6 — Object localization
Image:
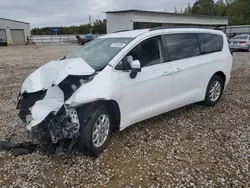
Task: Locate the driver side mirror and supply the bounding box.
[129,60,141,79]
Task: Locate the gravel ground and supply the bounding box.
[0,45,249,188]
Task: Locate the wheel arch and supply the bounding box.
[76,99,121,132]
[213,71,226,88]
[97,99,121,132]
[203,71,226,101]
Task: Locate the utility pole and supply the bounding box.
[89,15,92,34]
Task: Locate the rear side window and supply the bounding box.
[164,33,200,61]
[198,33,223,54]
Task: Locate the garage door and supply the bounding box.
[0,29,7,40]
[10,29,25,44]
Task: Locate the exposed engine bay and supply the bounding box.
[16,58,96,153]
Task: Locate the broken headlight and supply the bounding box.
[58,74,94,100]
[17,90,47,123]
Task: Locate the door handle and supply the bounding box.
[161,70,172,76]
[173,68,183,73]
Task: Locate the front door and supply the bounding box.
[116,36,173,129]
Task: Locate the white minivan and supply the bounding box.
[17,28,232,156]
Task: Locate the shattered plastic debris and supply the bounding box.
[27,86,64,130]
[0,140,38,157]
[16,57,96,154]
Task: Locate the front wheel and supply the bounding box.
[77,105,112,156]
[202,75,224,106]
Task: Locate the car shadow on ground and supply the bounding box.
[113,102,208,138]
[231,49,250,53]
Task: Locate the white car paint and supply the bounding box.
[100,29,150,39]
[166,36,232,109]
[66,28,232,130]
[118,62,173,126]
[21,28,232,132]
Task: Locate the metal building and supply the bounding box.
[106,9,228,34]
[0,17,30,44]
[224,25,250,38]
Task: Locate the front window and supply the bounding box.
[67,37,133,70]
[116,36,163,70]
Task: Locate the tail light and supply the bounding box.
[240,41,247,44]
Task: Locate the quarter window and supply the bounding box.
[198,33,223,54]
[164,33,200,61]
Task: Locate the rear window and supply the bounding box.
[164,33,200,61]
[198,33,223,54]
[232,35,248,40]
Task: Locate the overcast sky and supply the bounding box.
[0,0,196,28]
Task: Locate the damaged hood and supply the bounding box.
[21,58,95,93]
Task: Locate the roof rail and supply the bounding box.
[149,25,211,31]
[112,29,131,33]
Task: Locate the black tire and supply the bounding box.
[77,105,112,157]
[247,45,250,52]
[202,75,224,106]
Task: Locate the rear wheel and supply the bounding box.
[77,105,112,156]
[247,45,250,52]
[202,75,224,106]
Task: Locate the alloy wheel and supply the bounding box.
[209,80,222,102]
[92,114,110,148]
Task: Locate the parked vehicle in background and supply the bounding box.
[0,38,7,46]
[17,28,232,156]
[76,35,84,45]
[76,34,95,45]
[83,33,94,45]
[25,35,36,45]
[229,35,250,51]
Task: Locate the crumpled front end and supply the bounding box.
[16,58,96,152]
[17,86,80,143]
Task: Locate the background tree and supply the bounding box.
[183,0,250,25]
[92,19,107,34]
[226,0,245,25]
[31,19,107,35]
[226,0,250,25]
[214,0,227,16]
[174,7,178,13]
[184,3,192,14]
[192,0,216,15]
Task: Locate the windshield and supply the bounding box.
[232,36,249,40]
[67,37,134,70]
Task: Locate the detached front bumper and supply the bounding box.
[17,86,80,146]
